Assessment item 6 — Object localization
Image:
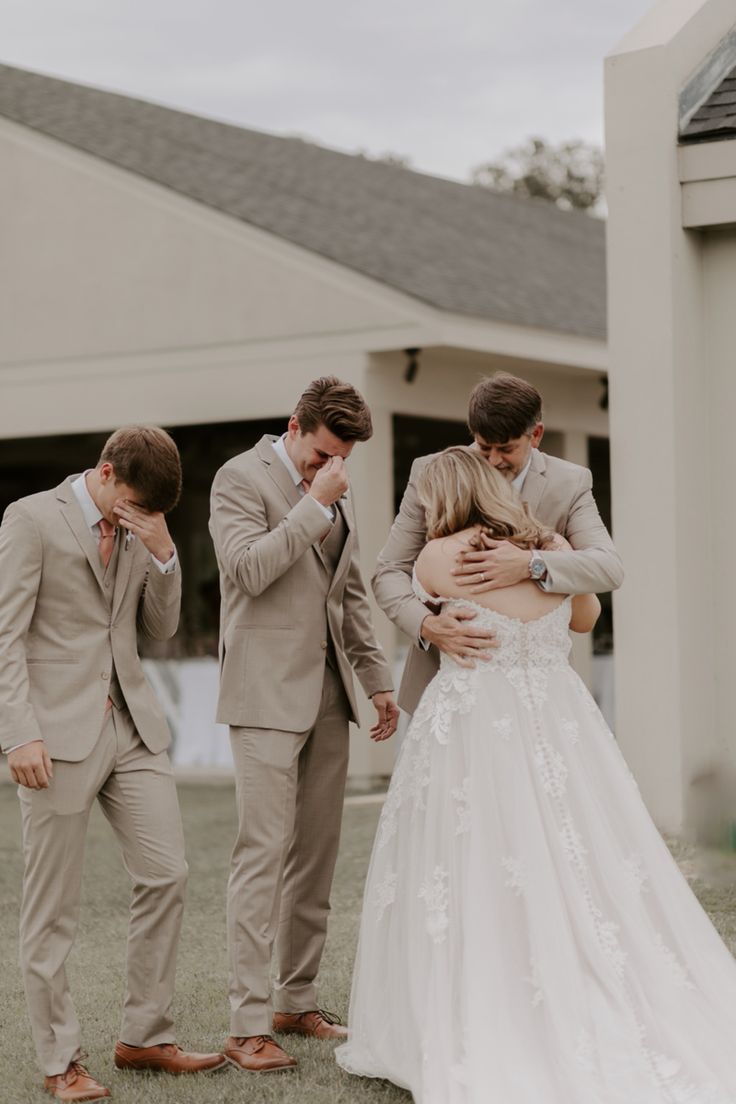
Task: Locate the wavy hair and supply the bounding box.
[417,446,555,550]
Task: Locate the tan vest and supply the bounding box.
[314,505,347,669]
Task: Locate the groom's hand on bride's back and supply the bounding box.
[420,609,497,668]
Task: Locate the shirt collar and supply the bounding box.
[71,471,104,530]
[511,455,533,492]
[272,434,303,487]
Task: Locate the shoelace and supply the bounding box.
[233,1035,271,1051]
[61,1062,91,1085]
[314,1009,342,1026]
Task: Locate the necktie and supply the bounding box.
[98,517,116,568]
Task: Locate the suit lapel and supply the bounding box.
[111,531,136,619]
[519,449,547,516]
[257,435,302,513]
[57,477,106,594]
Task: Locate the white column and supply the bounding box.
[345,378,397,781]
[604,1,735,835]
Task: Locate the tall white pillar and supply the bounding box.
[605,0,735,834]
[345,377,397,780]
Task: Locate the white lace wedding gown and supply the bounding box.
[336,579,736,1104]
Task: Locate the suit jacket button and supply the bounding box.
[101,672,109,680]
[320,641,328,649]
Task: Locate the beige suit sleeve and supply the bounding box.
[0,503,45,754]
[538,468,624,594]
[209,463,329,597]
[341,518,394,699]
[137,559,182,640]
[371,458,431,643]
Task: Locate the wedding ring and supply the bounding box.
[479,572,485,583]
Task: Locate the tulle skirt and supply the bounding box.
[336,660,736,1104]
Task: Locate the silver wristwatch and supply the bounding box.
[529,551,547,581]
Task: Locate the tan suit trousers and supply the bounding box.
[228,664,350,1036]
[18,704,188,1076]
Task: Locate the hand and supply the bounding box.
[113,501,175,563]
[421,609,496,668]
[452,536,530,592]
[8,740,53,790]
[547,532,571,551]
[369,692,400,742]
[308,457,349,507]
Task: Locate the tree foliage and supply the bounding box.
[472,137,605,215]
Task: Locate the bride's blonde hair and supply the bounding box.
[417,446,555,550]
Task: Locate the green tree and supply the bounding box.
[472,137,605,215]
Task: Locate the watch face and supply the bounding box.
[531,558,545,579]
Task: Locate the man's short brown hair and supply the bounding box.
[467,373,542,443]
[98,426,182,513]
[294,376,373,442]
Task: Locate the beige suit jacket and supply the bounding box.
[0,477,181,760]
[209,435,393,731]
[373,448,623,714]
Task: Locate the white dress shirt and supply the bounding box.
[512,456,532,493]
[272,436,335,523]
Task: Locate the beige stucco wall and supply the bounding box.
[605,0,736,835]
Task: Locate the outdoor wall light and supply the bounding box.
[404,347,421,383]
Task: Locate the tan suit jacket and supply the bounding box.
[209,435,392,731]
[373,448,623,713]
[0,477,181,760]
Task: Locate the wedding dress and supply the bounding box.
[336,576,736,1104]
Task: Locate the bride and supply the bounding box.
[336,446,736,1104]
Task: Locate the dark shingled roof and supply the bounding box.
[681,63,736,142]
[0,63,606,340]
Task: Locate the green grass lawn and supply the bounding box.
[1,782,735,1103]
[0,782,409,1103]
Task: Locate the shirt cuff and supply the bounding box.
[153,548,178,574]
[6,739,36,754]
[315,501,334,523]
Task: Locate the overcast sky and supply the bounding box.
[3,0,653,182]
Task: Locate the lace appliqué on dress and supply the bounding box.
[451,777,471,835]
[492,714,513,741]
[373,871,397,920]
[412,664,478,746]
[502,856,527,897]
[419,866,450,944]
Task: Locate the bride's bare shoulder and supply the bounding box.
[416,532,473,595]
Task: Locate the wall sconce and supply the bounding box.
[404,347,421,383]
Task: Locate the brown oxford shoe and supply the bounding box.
[44,1061,111,1101]
[273,1009,348,1040]
[223,1034,297,1072]
[114,1041,228,1074]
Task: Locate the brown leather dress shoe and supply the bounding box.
[272,1009,349,1040]
[44,1062,111,1101]
[223,1034,297,1072]
[113,1041,228,1074]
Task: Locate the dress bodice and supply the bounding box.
[412,569,572,672]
